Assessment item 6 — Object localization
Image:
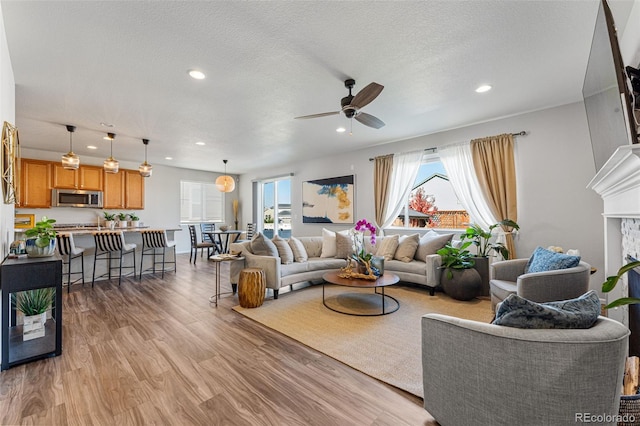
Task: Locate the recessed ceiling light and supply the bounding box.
[188,70,205,80]
[87,145,97,150]
[475,85,492,93]
[195,141,205,146]
[165,156,173,160]
[336,127,346,133]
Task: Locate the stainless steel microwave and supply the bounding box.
[51,189,103,208]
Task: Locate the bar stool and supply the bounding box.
[139,229,176,279]
[56,233,85,293]
[92,231,137,286]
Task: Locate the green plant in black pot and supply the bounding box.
[437,241,481,301]
[460,219,519,259]
[437,241,475,279]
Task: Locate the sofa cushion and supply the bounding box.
[307,257,347,272]
[385,259,426,275]
[250,232,278,257]
[335,232,354,259]
[272,235,294,264]
[377,234,399,261]
[288,237,308,262]
[493,290,600,329]
[281,261,309,277]
[525,246,580,273]
[321,228,337,257]
[394,234,420,262]
[415,231,454,261]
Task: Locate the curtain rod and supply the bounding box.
[368,131,527,161]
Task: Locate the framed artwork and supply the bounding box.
[302,175,354,224]
[1,121,20,204]
[15,214,34,229]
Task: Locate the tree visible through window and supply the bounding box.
[394,156,469,229]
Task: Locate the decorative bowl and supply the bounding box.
[219,225,229,231]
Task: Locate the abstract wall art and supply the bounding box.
[302,175,354,224]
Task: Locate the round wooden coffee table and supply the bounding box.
[322,270,400,316]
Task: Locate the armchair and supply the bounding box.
[421,314,629,426]
[489,258,591,310]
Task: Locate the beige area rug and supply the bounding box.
[233,284,493,398]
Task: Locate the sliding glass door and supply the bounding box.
[260,177,291,238]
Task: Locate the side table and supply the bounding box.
[238,268,266,308]
[209,255,245,307]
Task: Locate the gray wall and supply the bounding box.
[237,101,607,292]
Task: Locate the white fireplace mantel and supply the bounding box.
[588,145,640,218]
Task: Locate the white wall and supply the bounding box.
[0,3,15,257]
[238,101,607,291]
[18,148,238,254]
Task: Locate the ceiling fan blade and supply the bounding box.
[355,112,385,129]
[351,82,384,109]
[294,111,340,119]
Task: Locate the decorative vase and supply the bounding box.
[104,220,115,230]
[441,268,482,301]
[130,220,140,228]
[118,220,128,228]
[25,238,56,258]
[23,312,47,341]
[371,256,385,277]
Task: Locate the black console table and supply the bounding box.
[1,255,62,370]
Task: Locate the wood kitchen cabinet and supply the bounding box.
[103,170,125,209]
[19,159,52,208]
[125,170,144,209]
[52,164,103,191]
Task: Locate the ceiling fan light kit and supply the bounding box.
[295,78,385,129]
[61,124,79,170]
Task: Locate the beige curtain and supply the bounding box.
[374,154,393,229]
[470,133,518,258]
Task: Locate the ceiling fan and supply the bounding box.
[295,79,385,129]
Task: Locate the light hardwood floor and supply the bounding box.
[0,253,437,425]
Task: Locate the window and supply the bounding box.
[394,155,469,229]
[180,180,224,222]
[258,177,291,238]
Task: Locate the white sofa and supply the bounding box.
[230,235,446,299]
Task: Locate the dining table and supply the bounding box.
[204,230,243,254]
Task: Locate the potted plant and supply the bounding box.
[24,216,57,257]
[128,212,140,228]
[11,288,55,341]
[117,212,128,228]
[103,211,116,229]
[436,241,481,301]
[459,219,520,296]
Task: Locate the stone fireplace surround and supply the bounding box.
[589,145,640,327]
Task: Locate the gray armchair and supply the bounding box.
[489,258,591,311]
[422,314,629,426]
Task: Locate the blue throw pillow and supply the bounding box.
[525,246,580,273]
[492,290,600,329]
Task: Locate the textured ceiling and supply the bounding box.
[0,1,619,174]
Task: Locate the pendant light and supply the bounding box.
[61,125,79,169]
[139,138,152,177]
[215,159,235,192]
[103,132,119,174]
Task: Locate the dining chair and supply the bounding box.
[56,233,85,293]
[200,222,223,254]
[188,225,215,264]
[92,231,137,286]
[139,229,176,279]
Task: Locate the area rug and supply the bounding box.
[233,284,493,398]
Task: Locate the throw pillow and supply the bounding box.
[414,231,454,261]
[394,234,420,262]
[492,290,600,329]
[272,235,294,264]
[525,246,580,273]
[335,232,354,259]
[320,228,337,258]
[288,237,308,262]
[250,232,279,257]
[376,234,399,261]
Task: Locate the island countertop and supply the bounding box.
[15,226,182,234]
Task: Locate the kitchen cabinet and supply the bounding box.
[103,170,125,209]
[1,255,63,370]
[20,159,52,208]
[52,164,103,190]
[125,170,144,209]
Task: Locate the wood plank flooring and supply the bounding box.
[0,253,437,425]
